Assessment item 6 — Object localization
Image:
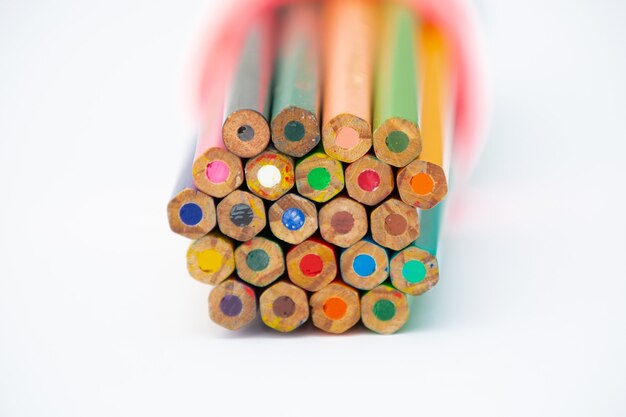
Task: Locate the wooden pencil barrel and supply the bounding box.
[216,190,267,242]
[321,0,375,162]
[295,150,344,203]
[260,281,309,332]
[245,148,295,201]
[168,147,216,239]
[397,159,447,209]
[372,2,422,167]
[318,196,368,248]
[344,155,395,206]
[270,3,321,157]
[370,198,420,250]
[186,232,235,285]
[209,278,257,330]
[340,239,389,290]
[390,245,439,296]
[360,284,410,334]
[222,12,275,158]
[286,238,337,292]
[268,193,318,244]
[192,147,244,198]
[234,236,285,287]
[310,281,360,334]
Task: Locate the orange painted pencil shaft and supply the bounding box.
[323,0,375,124]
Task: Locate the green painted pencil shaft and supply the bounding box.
[373,3,419,128]
[226,15,274,118]
[271,5,320,119]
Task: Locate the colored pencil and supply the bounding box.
[209,278,257,330]
[360,283,409,334]
[260,280,309,332]
[339,238,389,290]
[344,155,395,206]
[222,11,275,158]
[244,148,295,201]
[234,236,285,287]
[397,24,451,209]
[294,148,344,203]
[390,244,439,296]
[370,197,420,251]
[372,2,421,168]
[286,238,337,292]
[268,193,318,244]
[318,196,368,248]
[216,190,267,242]
[270,2,321,157]
[167,142,216,239]
[193,147,244,199]
[186,232,235,285]
[309,281,360,334]
[321,0,375,162]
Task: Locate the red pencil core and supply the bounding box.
[357,169,380,191]
[299,254,323,277]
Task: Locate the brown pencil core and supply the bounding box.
[384,214,407,236]
[272,296,296,318]
[331,211,354,234]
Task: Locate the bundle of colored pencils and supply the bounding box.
[168,0,456,335]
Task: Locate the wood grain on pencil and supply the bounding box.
[340,239,389,290]
[260,280,309,332]
[318,196,367,248]
[310,281,360,334]
[370,198,419,250]
[234,236,285,287]
[245,148,295,201]
[186,232,235,285]
[360,284,409,334]
[216,190,267,241]
[209,278,257,330]
[286,238,337,292]
[222,12,275,158]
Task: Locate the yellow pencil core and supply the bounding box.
[196,250,223,273]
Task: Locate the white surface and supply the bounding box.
[1,0,625,416]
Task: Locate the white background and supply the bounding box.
[1,0,625,416]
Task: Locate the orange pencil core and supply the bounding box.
[410,173,434,195]
[323,297,347,320]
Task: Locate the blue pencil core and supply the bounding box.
[353,254,376,277]
[179,203,203,226]
[281,208,305,230]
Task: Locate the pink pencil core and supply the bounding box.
[205,160,229,183]
[335,127,359,150]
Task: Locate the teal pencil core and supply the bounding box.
[373,299,396,321]
[246,249,270,271]
[284,120,305,142]
[386,130,409,153]
[402,260,427,283]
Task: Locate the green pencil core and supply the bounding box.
[284,121,305,142]
[246,249,270,271]
[385,131,409,153]
[307,167,331,190]
[402,260,427,283]
[373,299,396,321]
